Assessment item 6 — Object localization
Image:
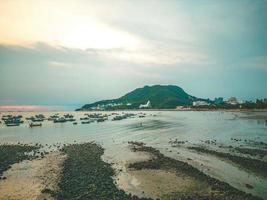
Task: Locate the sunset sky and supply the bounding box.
[0,0,266,108]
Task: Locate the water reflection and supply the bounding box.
[125,119,182,131]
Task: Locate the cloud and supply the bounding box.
[242,56,267,70]
[0,0,266,103]
[48,61,73,69]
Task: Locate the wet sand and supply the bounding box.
[0,141,265,200]
[121,142,262,200]
[114,147,205,199]
[125,169,203,200]
[0,152,66,200]
[188,146,267,178]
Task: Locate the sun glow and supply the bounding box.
[0,0,140,50]
[57,21,139,50]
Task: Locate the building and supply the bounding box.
[139,101,151,109]
[193,101,209,106]
[227,97,238,105]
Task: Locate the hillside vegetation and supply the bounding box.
[79,85,202,110]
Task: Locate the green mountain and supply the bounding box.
[78,85,203,110]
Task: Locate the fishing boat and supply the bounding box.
[6,123,20,127]
[81,121,90,124]
[97,117,107,123]
[32,118,44,122]
[80,117,89,120]
[53,117,67,123]
[29,122,42,128]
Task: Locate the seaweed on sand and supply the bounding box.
[0,144,40,177]
[54,142,152,200]
[188,146,267,178]
[128,142,262,200]
[234,147,267,158]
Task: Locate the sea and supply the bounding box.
[0,110,266,199]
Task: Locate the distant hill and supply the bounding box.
[78,85,204,110]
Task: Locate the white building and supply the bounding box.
[193,101,209,106]
[227,97,238,105]
[139,101,151,109]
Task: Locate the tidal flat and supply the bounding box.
[188,146,267,178]
[125,142,261,200]
[0,141,264,200]
[0,143,40,177]
[0,111,267,199]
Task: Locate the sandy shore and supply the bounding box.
[0,142,265,200]
[117,142,263,200]
[0,152,66,200]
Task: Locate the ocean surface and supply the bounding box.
[0,111,267,199]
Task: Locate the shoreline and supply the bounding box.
[1,109,267,113]
[76,108,267,112]
[126,142,263,200]
[0,142,266,200]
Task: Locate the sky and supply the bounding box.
[0,0,266,108]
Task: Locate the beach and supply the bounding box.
[0,111,267,199]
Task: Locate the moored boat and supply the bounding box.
[29,122,42,128]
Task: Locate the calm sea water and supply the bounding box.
[0,111,266,145]
[0,111,267,199]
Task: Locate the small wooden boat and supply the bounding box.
[6,123,20,127]
[53,118,67,123]
[29,123,42,128]
[81,121,90,124]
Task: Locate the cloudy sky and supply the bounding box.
[0,0,266,108]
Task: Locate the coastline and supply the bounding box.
[1,108,267,113]
[0,110,266,199]
[76,108,267,112]
[1,142,264,200]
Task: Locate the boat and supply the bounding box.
[97,118,107,123]
[64,114,74,118]
[35,114,45,119]
[29,123,42,128]
[6,123,20,127]
[26,117,35,120]
[81,121,90,124]
[53,117,67,123]
[4,116,23,126]
[32,118,44,122]
[80,117,89,120]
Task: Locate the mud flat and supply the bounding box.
[54,142,152,200]
[127,142,262,200]
[188,146,267,178]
